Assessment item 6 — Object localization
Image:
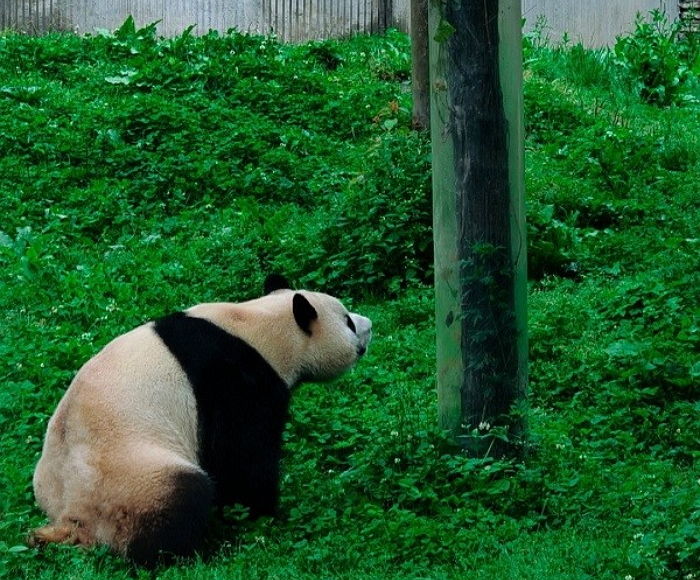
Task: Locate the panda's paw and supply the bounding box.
[28,520,94,548]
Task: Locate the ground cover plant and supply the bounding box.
[1,13,698,579]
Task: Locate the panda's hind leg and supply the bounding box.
[32,443,213,564]
[119,467,214,564]
[85,446,213,565]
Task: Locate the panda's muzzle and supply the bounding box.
[351,314,372,358]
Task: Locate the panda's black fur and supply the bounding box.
[153,311,290,516]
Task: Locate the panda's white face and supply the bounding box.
[294,290,372,382]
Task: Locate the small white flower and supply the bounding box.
[478,421,491,431]
[394,457,401,464]
[625,575,633,580]
[390,430,399,437]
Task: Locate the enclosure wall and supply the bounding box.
[0,0,682,45]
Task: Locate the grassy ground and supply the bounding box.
[1,15,698,580]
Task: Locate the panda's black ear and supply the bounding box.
[293,293,317,336]
[264,274,291,294]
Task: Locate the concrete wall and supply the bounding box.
[1,0,260,36]
[0,0,683,46]
[522,0,680,47]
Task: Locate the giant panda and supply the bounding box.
[30,275,372,563]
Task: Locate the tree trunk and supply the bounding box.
[410,0,430,130]
[429,0,527,457]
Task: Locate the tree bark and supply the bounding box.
[410,0,430,130]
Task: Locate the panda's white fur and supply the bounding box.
[31,276,371,563]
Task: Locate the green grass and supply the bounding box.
[1,15,699,580]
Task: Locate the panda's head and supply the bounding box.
[262,274,372,384]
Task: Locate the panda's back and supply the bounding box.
[62,322,200,463]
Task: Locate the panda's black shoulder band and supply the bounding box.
[152,312,290,510]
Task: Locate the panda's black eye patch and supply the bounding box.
[346,315,356,333]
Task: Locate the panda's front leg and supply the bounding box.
[211,446,282,519]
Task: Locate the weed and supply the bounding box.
[614,9,699,106]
